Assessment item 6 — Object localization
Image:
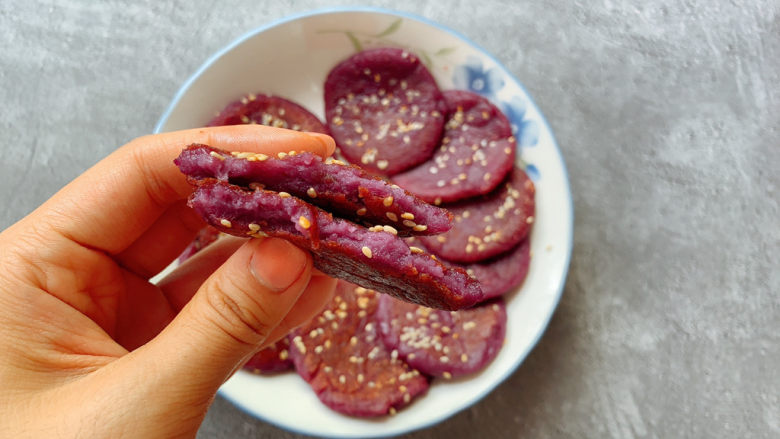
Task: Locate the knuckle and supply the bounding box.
[203,276,274,345]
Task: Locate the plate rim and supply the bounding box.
[154,6,573,438]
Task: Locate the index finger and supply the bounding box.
[27,125,335,254]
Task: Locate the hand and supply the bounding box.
[0,125,338,437]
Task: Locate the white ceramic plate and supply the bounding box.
[156,7,572,438]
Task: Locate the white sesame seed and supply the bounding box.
[401,212,414,220]
[219,219,232,228]
[298,216,311,229]
[209,151,225,161]
[278,192,291,198]
[362,246,373,258]
[386,212,398,222]
[307,187,317,198]
[383,196,394,207]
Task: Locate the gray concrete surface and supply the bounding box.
[1,0,778,438]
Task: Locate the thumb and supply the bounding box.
[127,237,312,396]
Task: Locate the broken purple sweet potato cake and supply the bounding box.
[419,166,535,263]
[393,90,516,204]
[289,280,429,417]
[187,179,483,310]
[208,93,329,134]
[175,144,452,236]
[377,295,507,378]
[243,337,293,374]
[324,48,447,175]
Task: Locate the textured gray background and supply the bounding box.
[1,1,778,438]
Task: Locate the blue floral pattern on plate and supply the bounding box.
[452,56,505,96]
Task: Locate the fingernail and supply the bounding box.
[249,238,308,293]
[304,132,336,157]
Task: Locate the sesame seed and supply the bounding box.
[357,208,367,216]
[350,336,358,345]
[401,212,414,220]
[383,196,394,207]
[383,225,398,235]
[408,353,416,360]
[403,393,411,403]
[463,321,477,330]
[440,356,449,363]
[362,246,373,258]
[434,197,442,206]
[307,187,317,198]
[413,224,428,232]
[240,115,250,123]
[339,375,346,384]
[389,407,397,416]
[279,349,289,360]
[314,345,323,354]
[403,219,416,228]
[527,216,535,224]
[277,152,287,159]
[409,246,424,254]
[219,219,232,228]
[386,212,398,222]
[209,151,225,161]
[278,192,291,198]
[377,160,389,170]
[292,336,306,354]
[441,326,451,333]
[461,353,469,362]
[443,372,452,379]
[298,216,311,229]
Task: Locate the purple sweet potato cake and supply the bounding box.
[242,337,293,374]
[376,295,507,378]
[419,167,535,263]
[324,48,446,175]
[393,90,516,204]
[289,280,429,417]
[208,93,329,134]
[187,180,483,310]
[410,236,532,301]
[177,226,221,263]
[453,238,531,300]
[176,144,452,236]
